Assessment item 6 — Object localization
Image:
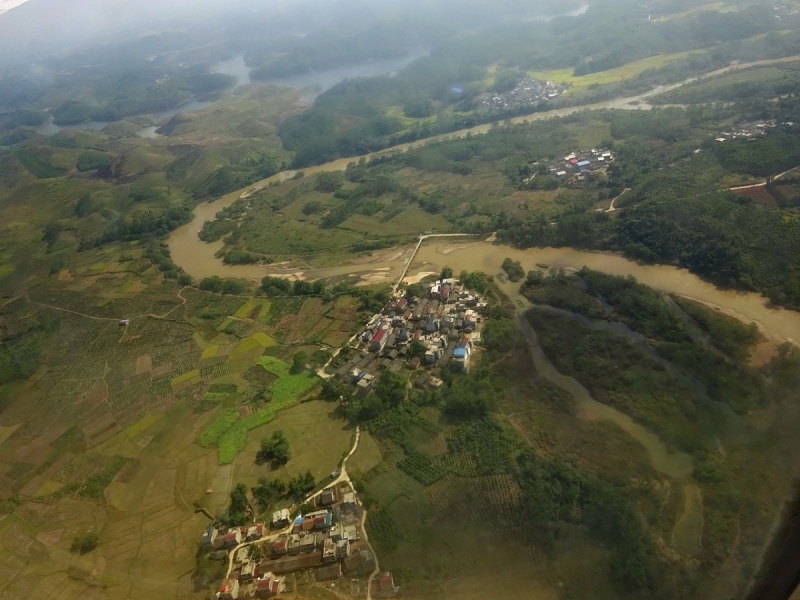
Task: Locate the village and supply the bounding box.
[197,277,489,600]
[714,119,781,142]
[522,147,616,186]
[478,76,567,112]
[201,478,398,600]
[334,278,488,393]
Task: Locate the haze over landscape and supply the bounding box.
[0,1,800,599]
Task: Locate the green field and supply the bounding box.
[530,50,704,92]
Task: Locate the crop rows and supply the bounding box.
[201,362,230,383]
[108,387,138,413]
[196,408,240,448]
[178,383,208,409]
[397,451,447,486]
[269,372,317,404]
[364,507,402,554]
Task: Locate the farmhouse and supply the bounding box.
[255,573,284,598]
[247,523,264,541]
[219,579,240,600]
[240,560,257,580]
[372,571,399,598]
[320,487,337,506]
[221,530,242,548]
[199,526,218,550]
[272,508,290,528]
[370,329,388,352]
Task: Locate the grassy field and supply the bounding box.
[529,50,705,92]
[653,1,740,22]
[232,400,353,494]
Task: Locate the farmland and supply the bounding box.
[529,50,705,93]
[0,233,371,599]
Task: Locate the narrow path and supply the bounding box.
[606,187,630,212]
[25,296,120,322]
[394,232,490,292]
[728,166,798,191]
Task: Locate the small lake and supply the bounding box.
[265,50,430,100]
[32,50,429,137]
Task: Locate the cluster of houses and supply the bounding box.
[478,77,567,111]
[546,148,615,182]
[335,280,486,391]
[204,482,396,598]
[714,119,780,142]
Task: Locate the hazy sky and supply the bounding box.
[0,0,31,17]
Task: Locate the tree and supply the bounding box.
[258,430,290,465]
[287,471,316,501]
[407,340,426,360]
[227,483,250,526]
[374,372,406,408]
[321,379,346,401]
[290,351,308,375]
[440,266,453,280]
[70,532,99,554]
[252,477,286,512]
[261,275,293,296]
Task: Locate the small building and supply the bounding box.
[323,538,337,562]
[272,508,290,528]
[199,526,218,550]
[342,525,358,542]
[342,491,356,507]
[425,317,438,333]
[271,536,288,557]
[424,346,440,364]
[320,487,337,506]
[241,560,257,580]
[235,546,250,563]
[409,357,421,369]
[329,523,344,542]
[317,563,342,582]
[221,530,242,549]
[335,539,351,559]
[577,160,591,167]
[255,574,283,598]
[288,532,317,554]
[357,376,374,396]
[314,512,333,530]
[219,579,240,600]
[247,523,264,541]
[370,329,388,352]
[372,571,399,598]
